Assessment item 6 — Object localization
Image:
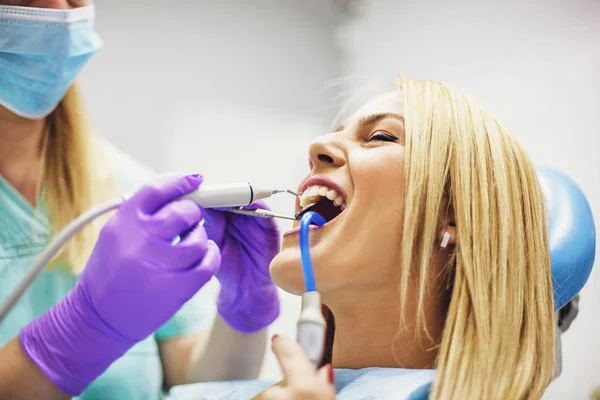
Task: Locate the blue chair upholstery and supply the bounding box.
[538,167,596,379]
[538,167,596,310]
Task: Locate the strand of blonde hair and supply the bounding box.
[41,84,115,273]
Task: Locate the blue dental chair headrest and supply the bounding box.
[538,167,596,310]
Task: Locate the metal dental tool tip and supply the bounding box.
[226,207,297,221]
[272,189,299,197]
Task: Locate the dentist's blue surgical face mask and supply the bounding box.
[0,5,103,119]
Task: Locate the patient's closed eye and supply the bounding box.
[367,130,398,143]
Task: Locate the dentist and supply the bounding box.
[0,1,281,399]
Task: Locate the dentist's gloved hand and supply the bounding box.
[204,201,281,333]
[20,174,221,396]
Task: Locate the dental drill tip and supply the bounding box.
[272,213,298,221]
[255,209,298,221]
[272,189,299,197]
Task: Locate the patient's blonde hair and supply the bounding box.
[399,76,554,399]
[39,83,114,273]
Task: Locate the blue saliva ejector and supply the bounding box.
[296,211,328,367]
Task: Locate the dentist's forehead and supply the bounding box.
[351,90,404,121]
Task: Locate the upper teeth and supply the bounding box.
[299,185,346,210]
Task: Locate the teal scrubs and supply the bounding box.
[0,140,218,400]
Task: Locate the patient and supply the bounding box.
[171,76,555,399]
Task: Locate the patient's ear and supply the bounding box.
[438,212,457,247]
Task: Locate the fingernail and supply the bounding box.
[271,334,279,341]
[328,364,334,383]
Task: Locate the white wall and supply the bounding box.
[78,0,344,380]
[337,0,600,398]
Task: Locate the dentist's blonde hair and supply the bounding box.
[39,83,114,273]
[398,76,554,399]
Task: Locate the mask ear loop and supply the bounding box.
[440,232,451,249]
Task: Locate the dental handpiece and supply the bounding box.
[180,182,297,208]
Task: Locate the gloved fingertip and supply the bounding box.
[209,240,222,263]
[186,174,203,185]
[206,239,220,254]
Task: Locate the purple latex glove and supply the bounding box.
[203,201,281,333]
[20,174,221,396]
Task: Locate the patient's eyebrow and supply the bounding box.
[334,112,404,133]
[357,112,404,128]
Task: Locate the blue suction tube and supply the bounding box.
[299,211,326,292]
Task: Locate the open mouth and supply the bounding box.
[294,184,346,225]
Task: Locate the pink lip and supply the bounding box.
[283,225,319,237]
[300,175,348,201]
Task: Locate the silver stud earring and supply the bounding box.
[441,232,451,249]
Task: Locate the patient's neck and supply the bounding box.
[326,280,446,370]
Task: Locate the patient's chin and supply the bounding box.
[269,249,306,295]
